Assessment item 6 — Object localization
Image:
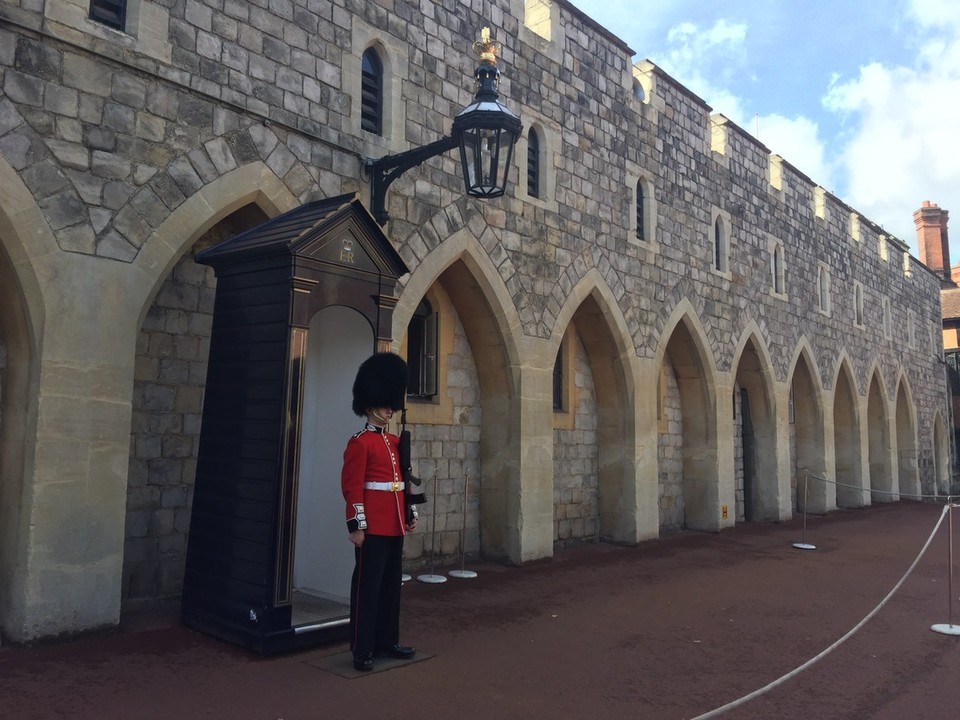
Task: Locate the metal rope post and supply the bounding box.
[417,473,447,584]
[448,470,477,579]
[932,502,960,635]
[793,470,816,550]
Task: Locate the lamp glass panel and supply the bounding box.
[461,125,516,198]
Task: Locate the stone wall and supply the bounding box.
[553,332,599,546]
[658,360,683,531]
[124,226,219,601]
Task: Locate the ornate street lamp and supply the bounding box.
[367,27,523,225]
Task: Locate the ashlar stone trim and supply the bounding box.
[710,206,732,278]
[391,226,525,372]
[516,112,559,213]
[45,0,173,64]
[769,234,787,300]
[344,19,409,159]
[519,0,563,64]
[625,163,658,249]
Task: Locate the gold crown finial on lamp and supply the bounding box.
[473,26,500,65]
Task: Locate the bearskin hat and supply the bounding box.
[351,352,408,416]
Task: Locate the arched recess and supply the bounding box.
[393,228,524,562]
[894,374,919,498]
[730,325,777,522]
[655,302,719,532]
[867,368,894,502]
[551,269,636,544]
[123,163,297,606]
[933,413,950,496]
[131,162,297,328]
[787,343,825,513]
[832,356,863,508]
[0,158,49,636]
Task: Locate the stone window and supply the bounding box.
[406,298,438,398]
[854,282,865,328]
[527,128,540,198]
[631,63,654,108]
[882,297,892,339]
[817,263,831,315]
[89,0,126,30]
[636,182,645,241]
[553,343,564,411]
[711,209,731,274]
[629,174,656,244]
[770,238,786,297]
[519,120,557,209]
[552,330,577,414]
[361,48,384,136]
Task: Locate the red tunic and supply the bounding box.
[341,424,406,536]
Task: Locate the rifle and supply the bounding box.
[399,409,426,525]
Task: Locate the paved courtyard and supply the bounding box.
[3,500,960,719]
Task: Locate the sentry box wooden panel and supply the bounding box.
[182,194,408,653]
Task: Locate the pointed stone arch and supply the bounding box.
[392,228,534,562]
[0,157,47,640]
[654,300,720,531]
[730,322,778,521]
[866,364,894,502]
[831,354,864,507]
[550,269,640,543]
[894,372,920,498]
[786,339,826,513]
[121,163,300,604]
[131,162,298,329]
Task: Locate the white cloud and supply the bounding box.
[657,19,749,108]
[754,114,834,190]
[823,7,960,254]
[656,19,834,193]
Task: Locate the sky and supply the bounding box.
[569,0,960,261]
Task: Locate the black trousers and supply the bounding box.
[349,533,403,657]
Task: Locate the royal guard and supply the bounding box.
[342,352,418,672]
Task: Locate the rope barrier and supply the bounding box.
[801,470,949,502]
[685,503,952,720]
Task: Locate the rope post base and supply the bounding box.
[792,542,816,551]
[401,574,411,582]
[448,569,477,579]
[416,573,447,584]
[931,623,960,636]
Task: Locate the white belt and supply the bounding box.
[364,481,404,492]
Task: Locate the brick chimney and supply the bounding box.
[915,201,951,284]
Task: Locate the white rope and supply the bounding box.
[685,503,952,720]
[801,471,949,502]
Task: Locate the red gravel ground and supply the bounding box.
[4,500,960,720]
